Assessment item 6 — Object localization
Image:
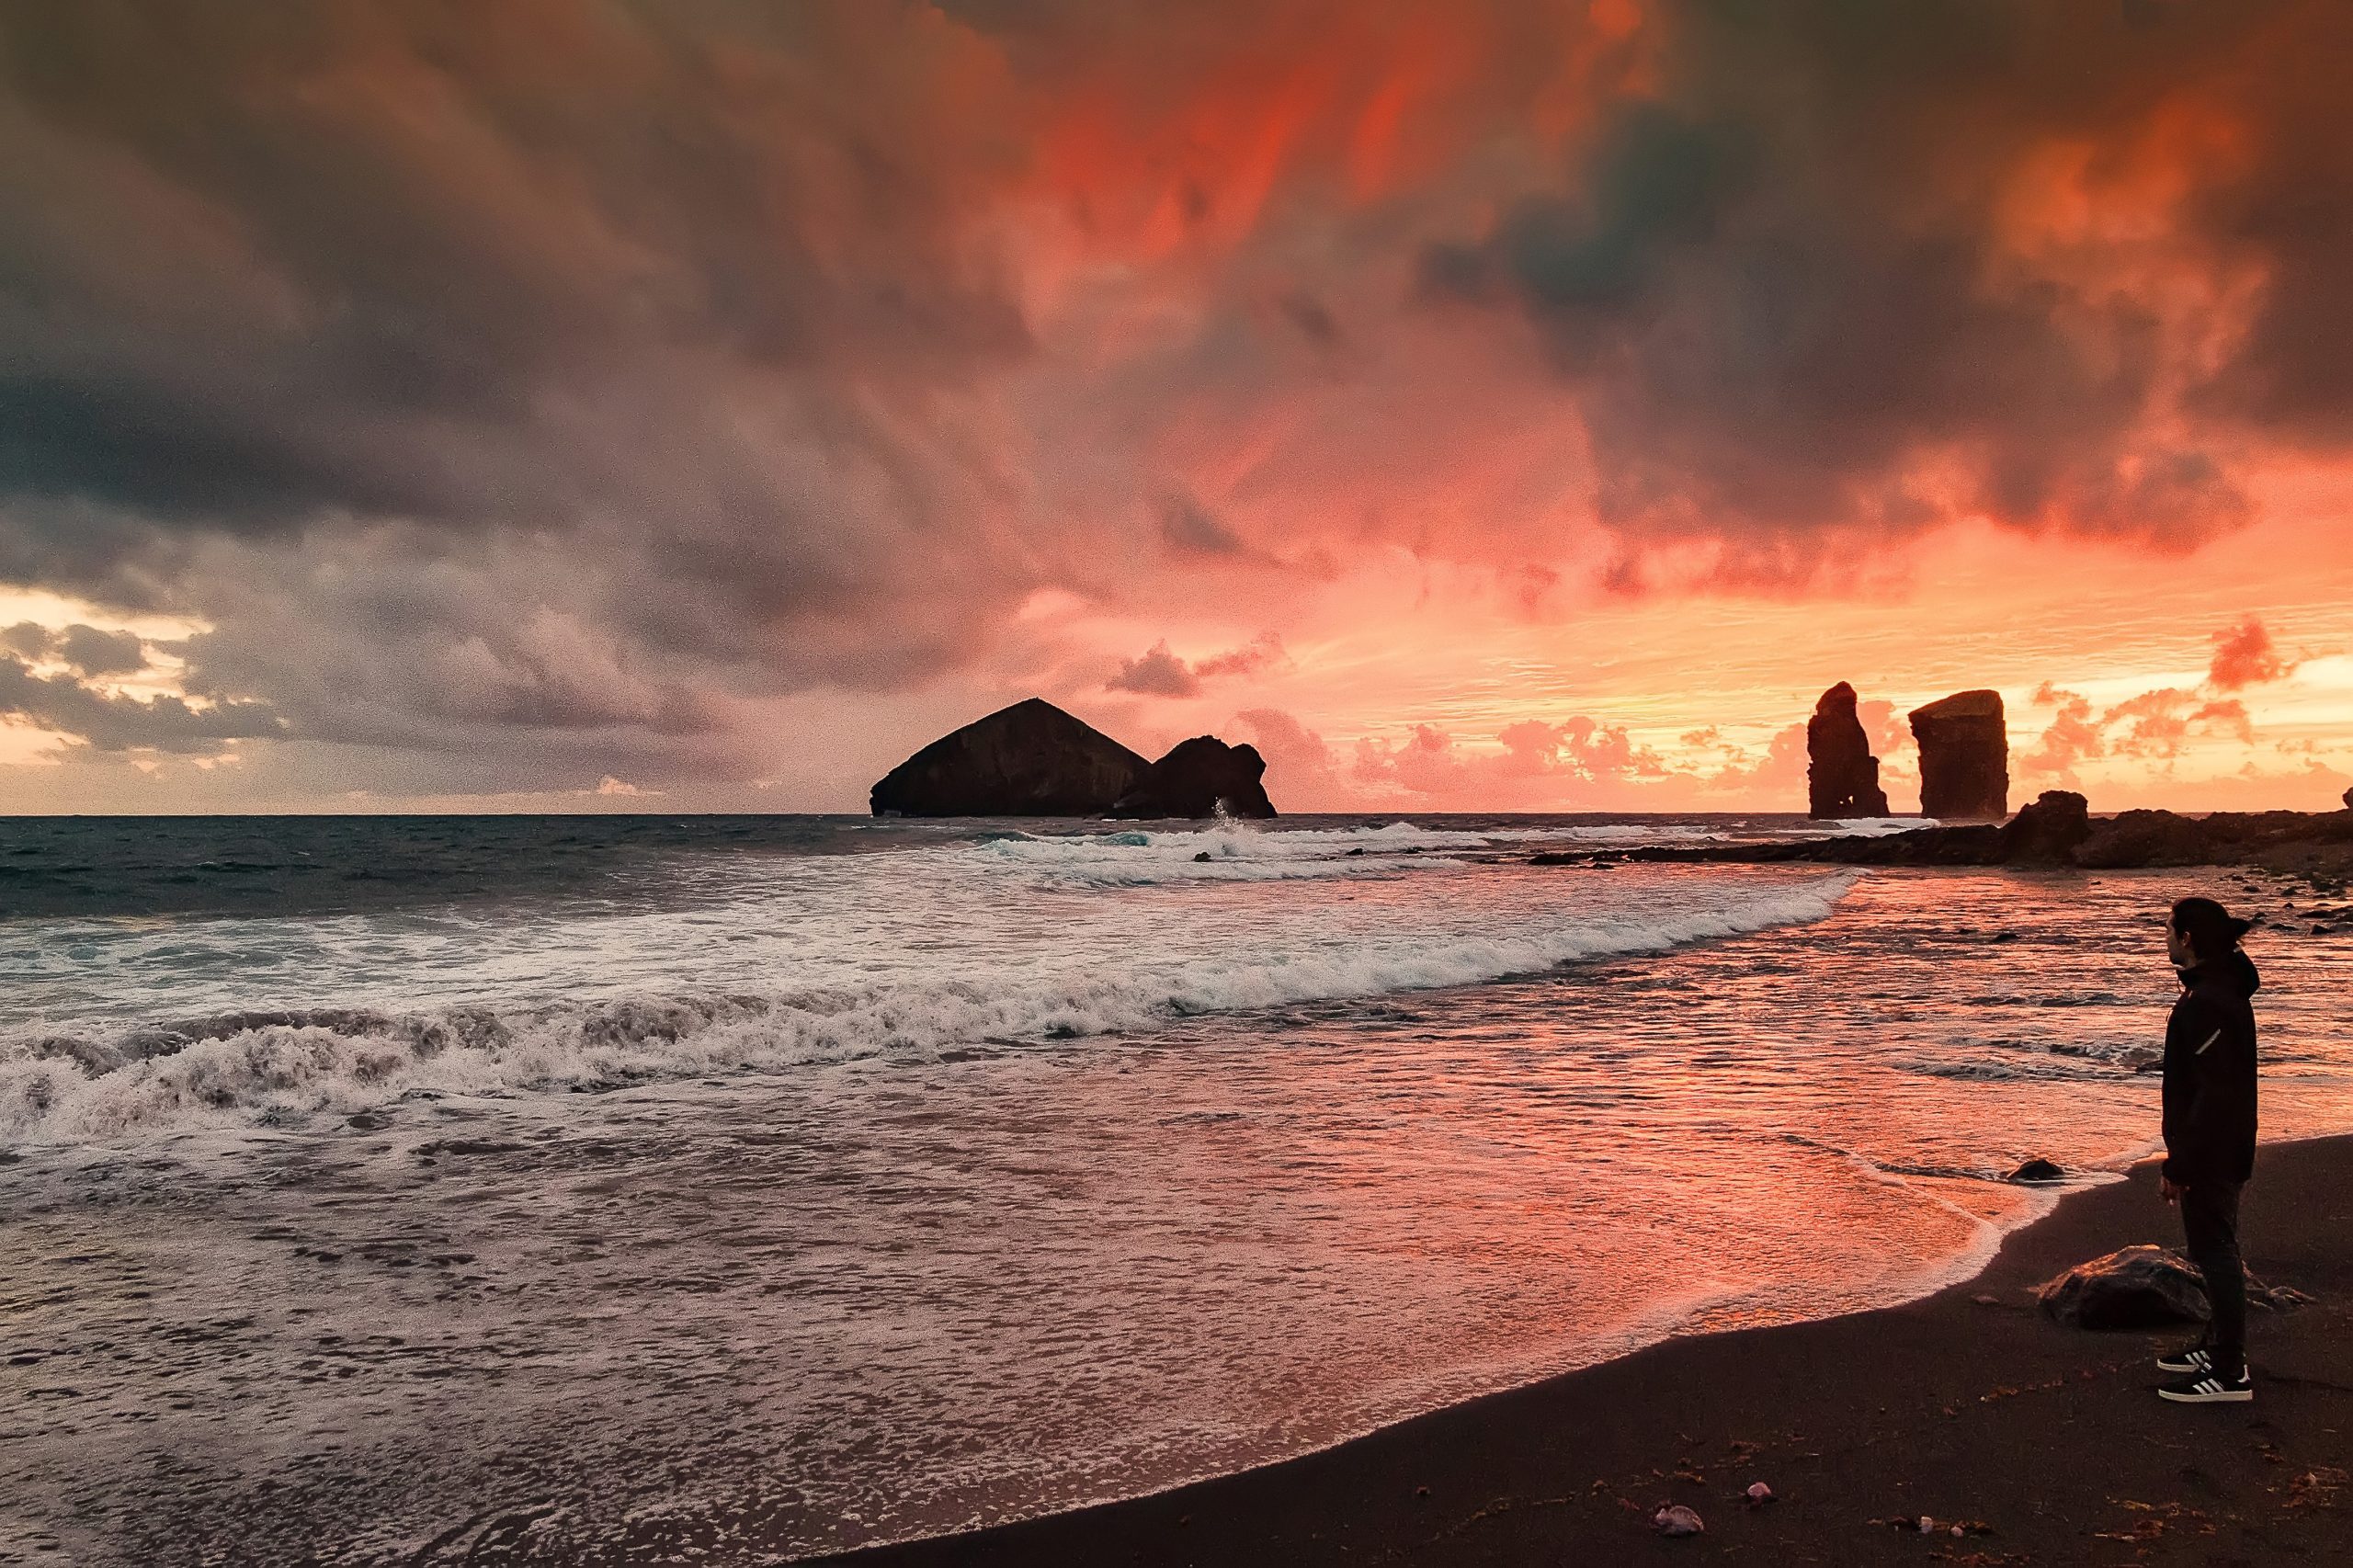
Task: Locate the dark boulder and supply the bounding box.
[1910,689,2008,819]
[1806,682,1891,818]
[2038,1245,2211,1329]
[870,699,1148,816]
[1110,736,1277,820]
[1995,790,2092,864]
[2074,809,2218,869]
[2040,1244,2308,1328]
[2007,1157,2065,1183]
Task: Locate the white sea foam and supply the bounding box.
[971,819,1719,886]
[1826,816,1935,836]
[1,865,1858,1143]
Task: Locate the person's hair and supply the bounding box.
[2170,896,2253,963]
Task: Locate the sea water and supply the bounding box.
[2,815,2347,1562]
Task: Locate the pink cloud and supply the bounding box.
[1107,633,1289,698]
[2207,617,2299,691]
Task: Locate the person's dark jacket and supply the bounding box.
[2160,950,2259,1187]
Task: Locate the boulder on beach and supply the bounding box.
[1806,682,1891,818]
[870,699,1149,816]
[1994,791,2091,864]
[2007,1157,2065,1183]
[1909,690,2008,820]
[2038,1245,2211,1329]
[2040,1244,2310,1328]
[1109,736,1277,820]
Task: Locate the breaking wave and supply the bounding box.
[2,870,1857,1143]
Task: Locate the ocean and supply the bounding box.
[4,814,2348,1563]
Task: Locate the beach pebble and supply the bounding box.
[1745,1482,1775,1506]
[1651,1504,1705,1537]
[2006,1157,2065,1183]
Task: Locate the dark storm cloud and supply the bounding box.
[1157,494,1250,557]
[0,0,1042,766]
[1422,0,2352,554]
[3,0,2349,793]
[0,655,281,752]
[56,623,146,676]
[2,620,145,675]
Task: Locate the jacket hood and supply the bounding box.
[2181,949,2261,998]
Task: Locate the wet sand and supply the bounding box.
[818,1135,2353,1567]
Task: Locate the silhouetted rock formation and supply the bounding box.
[2073,808,2353,869]
[1909,690,2008,819]
[870,699,1149,816]
[1535,791,2353,875]
[1110,736,1277,820]
[2073,810,2226,869]
[1805,682,1890,818]
[1994,790,2091,864]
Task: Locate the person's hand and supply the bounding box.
[2160,1176,2184,1205]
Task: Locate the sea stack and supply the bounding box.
[870,699,1148,816]
[1109,736,1277,820]
[1805,682,1891,818]
[1909,690,2009,820]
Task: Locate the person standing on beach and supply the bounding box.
[2154,896,2260,1404]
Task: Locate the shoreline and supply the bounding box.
[808,1135,2353,1567]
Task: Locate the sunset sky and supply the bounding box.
[3,0,2349,814]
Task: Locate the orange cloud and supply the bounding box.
[2208,617,2299,690]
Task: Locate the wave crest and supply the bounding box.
[3,872,1858,1144]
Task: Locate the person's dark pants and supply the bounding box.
[2181,1180,2246,1379]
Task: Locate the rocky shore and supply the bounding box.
[1537,788,2353,890]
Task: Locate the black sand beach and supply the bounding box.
[821,1136,2353,1567]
